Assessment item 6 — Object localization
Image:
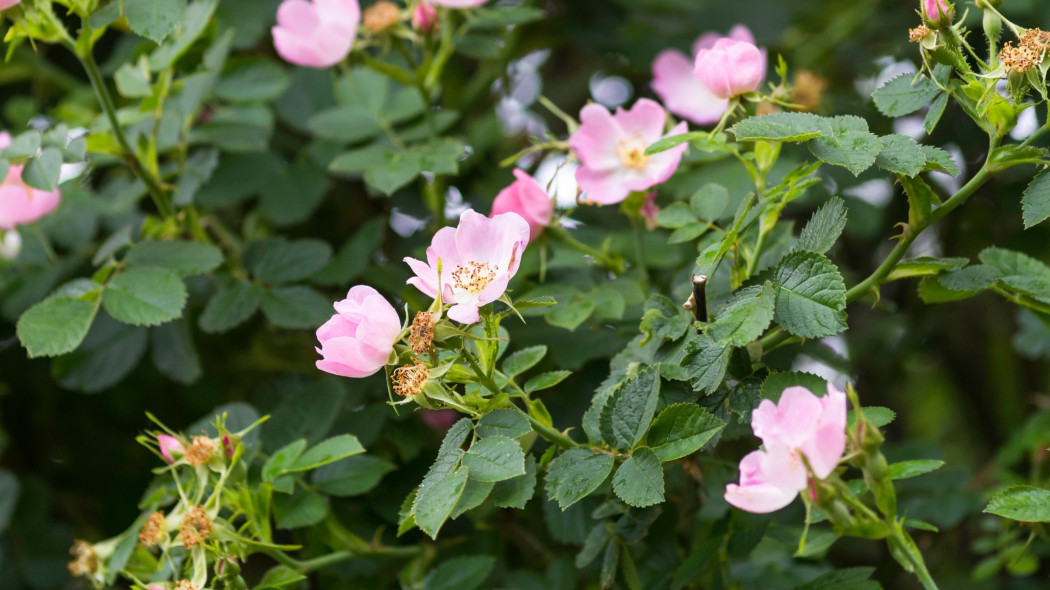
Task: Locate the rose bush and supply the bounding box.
[3,0,1050,589]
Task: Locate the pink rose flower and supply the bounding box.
[0,0,21,10]
[652,25,756,125]
[694,38,766,99]
[412,1,437,32]
[157,434,185,463]
[272,0,360,69]
[923,0,951,24]
[0,132,62,230]
[315,285,401,377]
[724,384,847,514]
[404,209,530,324]
[491,169,554,240]
[428,0,486,7]
[568,99,687,205]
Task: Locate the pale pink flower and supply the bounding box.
[923,0,951,24]
[0,0,21,10]
[412,1,437,32]
[315,286,401,377]
[568,99,687,205]
[272,0,360,69]
[491,169,554,240]
[404,210,529,324]
[0,132,61,230]
[694,38,766,99]
[652,25,756,125]
[157,434,185,463]
[428,0,486,6]
[724,384,847,514]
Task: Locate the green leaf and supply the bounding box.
[308,106,383,143]
[124,0,188,43]
[576,524,611,569]
[273,488,327,529]
[644,131,707,155]
[546,296,595,331]
[706,284,775,347]
[263,439,307,481]
[214,58,291,103]
[476,409,532,439]
[462,435,526,482]
[0,471,19,535]
[599,364,661,450]
[189,105,274,153]
[545,448,615,510]
[102,268,187,327]
[888,459,944,480]
[199,281,263,333]
[920,145,959,175]
[772,250,848,338]
[502,345,547,377]
[1023,170,1050,229]
[21,148,63,191]
[939,264,1001,292]
[923,92,948,134]
[683,334,730,394]
[423,555,496,590]
[261,285,332,329]
[639,294,693,345]
[797,196,847,254]
[985,485,1050,522]
[794,567,878,590]
[730,112,830,142]
[646,403,725,461]
[808,116,881,176]
[150,319,202,384]
[312,455,396,496]
[0,130,41,159]
[125,240,223,276]
[980,247,1050,279]
[456,33,504,58]
[847,406,896,429]
[471,5,545,27]
[451,478,494,519]
[17,297,98,358]
[257,565,307,589]
[313,217,385,285]
[691,183,730,222]
[612,448,665,508]
[51,316,147,393]
[525,370,572,393]
[875,134,926,177]
[886,256,968,281]
[872,74,940,117]
[415,466,469,538]
[114,62,152,98]
[761,372,827,401]
[656,203,699,229]
[244,237,332,284]
[491,454,537,509]
[284,434,365,472]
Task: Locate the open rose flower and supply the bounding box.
[694,38,766,99]
[0,131,62,230]
[428,0,486,6]
[316,285,401,377]
[0,0,21,10]
[491,169,554,240]
[652,25,756,125]
[725,384,847,513]
[272,0,360,68]
[404,209,529,324]
[568,98,687,205]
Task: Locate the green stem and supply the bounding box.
[745,228,767,278]
[524,413,580,449]
[546,225,625,274]
[78,52,174,218]
[629,216,649,277]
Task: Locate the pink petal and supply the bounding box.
[428,0,487,6]
[316,336,384,377]
[276,0,320,34]
[404,257,438,297]
[447,303,481,324]
[568,104,623,172]
[575,165,631,205]
[725,481,798,514]
[726,24,756,45]
[802,422,846,480]
[614,98,667,145]
[652,50,728,126]
[0,131,10,149]
[760,444,809,493]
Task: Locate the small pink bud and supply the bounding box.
[222,435,235,457]
[923,0,952,24]
[316,286,401,377]
[412,2,438,32]
[157,434,185,463]
[694,38,766,99]
[0,0,21,10]
[491,169,554,240]
[272,0,360,69]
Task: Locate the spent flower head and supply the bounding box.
[179,506,213,549]
[139,511,166,548]
[410,311,437,354]
[185,435,216,467]
[393,360,429,398]
[363,0,400,32]
[67,540,98,577]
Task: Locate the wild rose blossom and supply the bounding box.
[694,38,766,99]
[0,0,21,10]
[725,384,847,513]
[428,0,486,7]
[272,0,360,68]
[0,131,62,230]
[568,98,688,205]
[412,1,437,32]
[491,169,554,240]
[315,285,401,378]
[157,434,185,463]
[404,209,530,324]
[652,25,756,125]
[923,0,952,24]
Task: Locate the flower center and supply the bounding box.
[393,360,429,397]
[789,449,801,471]
[451,261,497,294]
[616,134,651,170]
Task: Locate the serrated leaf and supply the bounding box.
[502,345,547,377]
[872,74,940,117]
[576,524,611,569]
[690,183,730,221]
[261,286,331,329]
[545,448,614,510]
[1023,170,1050,229]
[476,409,532,439]
[985,485,1050,522]
[525,370,572,393]
[979,247,1050,279]
[875,134,926,177]
[731,112,830,142]
[683,333,730,394]
[546,297,595,331]
[263,439,307,481]
[17,297,98,358]
[939,264,1001,292]
[646,404,725,462]
[462,435,526,482]
[888,459,944,480]
[797,197,847,254]
[244,237,332,284]
[257,565,307,589]
[612,448,664,508]
[415,466,469,538]
[886,256,968,281]
[124,0,188,43]
[772,250,847,338]
[924,92,948,134]
[125,240,223,276]
[150,319,201,384]
[199,281,263,333]
[21,148,62,191]
[284,434,364,472]
[599,364,661,450]
[102,268,187,326]
[795,567,878,590]
[312,455,395,496]
[920,145,959,175]
[273,488,327,529]
[491,454,537,509]
[808,116,881,176]
[761,372,827,401]
[423,555,495,590]
[656,202,699,229]
[706,284,775,347]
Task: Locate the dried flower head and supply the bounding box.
[67,540,98,577]
[1021,28,1050,57]
[909,25,931,43]
[185,435,215,467]
[791,70,828,112]
[755,101,777,117]
[392,360,429,397]
[410,311,436,354]
[1001,41,1039,73]
[364,1,401,32]
[175,581,199,590]
[179,506,213,549]
[139,511,166,547]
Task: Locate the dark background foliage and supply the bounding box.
[3,0,1050,588]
